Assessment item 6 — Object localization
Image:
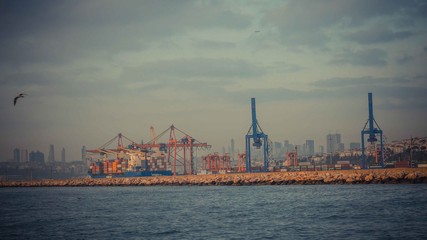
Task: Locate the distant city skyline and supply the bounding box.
[48,145,55,162]
[10,145,69,163]
[327,133,344,153]
[1,1,426,161]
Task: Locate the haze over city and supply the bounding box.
[1,0,427,161]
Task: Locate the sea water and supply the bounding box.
[1,185,426,239]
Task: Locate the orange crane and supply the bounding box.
[150,126,157,145]
[202,153,231,172]
[86,133,140,158]
[285,147,298,167]
[138,125,211,175]
[237,153,246,172]
[85,133,143,169]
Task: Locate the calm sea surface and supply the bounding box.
[1,185,426,239]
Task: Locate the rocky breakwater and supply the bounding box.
[1,168,427,187]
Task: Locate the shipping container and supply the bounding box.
[337,161,350,165]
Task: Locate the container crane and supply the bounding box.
[201,153,231,172]
[245,98,270,172]
[150,126,157,145]
[138,125,211,175]
[86,133,143,168]
[237,153,246,172]
[361,93,384,169]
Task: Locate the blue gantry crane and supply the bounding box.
[361,93,384,169]
[246,98,270,172]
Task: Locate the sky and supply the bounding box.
[1,0,427,161]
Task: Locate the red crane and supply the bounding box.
[237,153,246,172]
[202,153,231,172]
[138,125,211,175]
[285,146,298,167]
[86,133,140,158]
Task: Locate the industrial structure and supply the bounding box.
[361,93,384,169]
[245,98,271,172]
[237,153,246,172]
[284,146,298,167]
[138,125,211,175]
[82,93,424,177]
[201,153,231,173]
[86,126,211,177]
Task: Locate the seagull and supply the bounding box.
[13,93,26,106]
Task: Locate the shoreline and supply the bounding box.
[1,168,426,187]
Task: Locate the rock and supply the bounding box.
[1,168,427,187]
[364,174,374,182]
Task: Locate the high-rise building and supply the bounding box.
[274,141,282,158]
[301,144,307,156]
[296,145,303,155]
[326,133,342,153]
[48,144,55,162]
[350,142,361,150]
[29,151,45,163]
[319,145,325,154]
[230,139,235,160]
[284,140,291,153]
[306,140,315,156]
[61,147,65,162]
[20,149,28,162]
[13,148,20,163]
[81,146,86,161]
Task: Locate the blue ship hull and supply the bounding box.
[88,170,173,178]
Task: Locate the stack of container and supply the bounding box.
[394,160,410,168]
[90,162,102,175]
[145,156,172,171]
[337,161,351,170]
[89,159,130,176]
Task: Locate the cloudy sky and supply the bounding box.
[1,0,426,161]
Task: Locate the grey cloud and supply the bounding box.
[0,1,251,66]
[232,84,427,110]
[269,61,304,73]
[397,55,414,65]
[199,10,251,29]
[192,39,236,49]
[311,76,427,104]
[344,28,414,44]
[0,72,56,87]
[263,0,425,48]
[330,48,387,66]
[414,75,427,81]
[0,65,132,99]
[235,87,323,103]
[267,0,423,30]
[312,76,416,88]
[0,1,248,35]
[122,58,265,82]
[370,86,427,100]
[313,76,378,88]
[377,99,427,110]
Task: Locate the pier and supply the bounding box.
[1,168,426,187]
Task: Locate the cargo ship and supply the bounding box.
[88,158,173,178]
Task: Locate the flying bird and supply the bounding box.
[13,93,26,106]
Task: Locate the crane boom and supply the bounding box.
[251,98,262,148]
[150,126,157,145]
